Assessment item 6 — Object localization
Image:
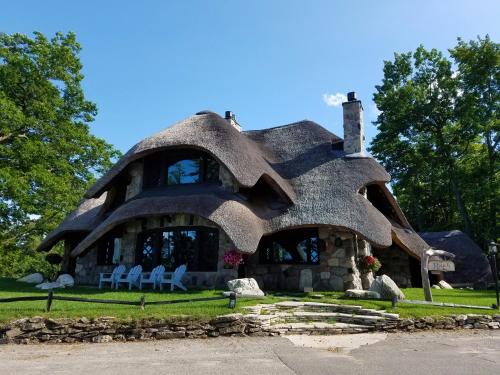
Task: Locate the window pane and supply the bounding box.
[204,157,219,182]
[140,234,157,271]
[143,153,162,188]
[161,231,175,271]
[137,226,219,272]
[167,159,200,185]
[258,229,321,265]
[198,228,219,271]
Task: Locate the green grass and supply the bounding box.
[0,278,497,323]
[304,288,498,318]
[0,278,280,323]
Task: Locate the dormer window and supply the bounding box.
[143,150,219,189]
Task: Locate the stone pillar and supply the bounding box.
[342,92,365,154]
[121,221,141,266]
[125,162,143,200]
[357,238,374,290]
[342,235,362,290]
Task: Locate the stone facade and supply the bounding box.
[125,161,143,200]
[245,229,373,291]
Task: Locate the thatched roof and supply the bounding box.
[72,187,266,256]
[40,111,427,259]
[419,230,492,284]
[244,121,394,248]
[84,112,295,202]
[37,193,107,252]
[391,222,427,260]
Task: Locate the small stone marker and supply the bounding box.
[299,269,313,291]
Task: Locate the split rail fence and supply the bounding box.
[0,291,237,312]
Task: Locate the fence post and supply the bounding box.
[140,295,146,310]
[391,296,398,308]
[228,292,237,309]
[46,290,54,312]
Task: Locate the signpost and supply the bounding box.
[421,249,456,302]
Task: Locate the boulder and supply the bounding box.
[226,278,264,297]
[35,281,64,290]
[344,289,381,299]
[438,280,453,289]
[369,275,406,300]
[17,273,44,284]
[56,274,74,287]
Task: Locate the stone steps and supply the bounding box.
[245,301,400,321]
[244,301,400,332]
[272,322,374,335]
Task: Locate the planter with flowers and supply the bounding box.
[359,255,382,274]
[223,249,244,270]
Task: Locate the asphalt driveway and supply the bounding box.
[0,331,499,375]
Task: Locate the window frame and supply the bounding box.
[142,150,220,189]
[135,225,219,272]
[258,228,323,265]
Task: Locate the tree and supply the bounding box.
[450,36,499,243]
[0,32,120,277]
[370,36,499,248]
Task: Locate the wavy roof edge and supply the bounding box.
[83,112,296,202]
[37,193,107,252]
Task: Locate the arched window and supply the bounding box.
[143,150,219,189]
[258,228,322,265]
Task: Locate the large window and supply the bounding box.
[143,150,219,189]
[136,226,219,271]
[259,228,322,265]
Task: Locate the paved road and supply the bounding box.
[0,331,499,375]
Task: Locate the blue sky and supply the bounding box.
[2,1,499,152]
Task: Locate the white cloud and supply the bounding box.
[322,93,347,107]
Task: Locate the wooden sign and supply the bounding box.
[428,259,455,272]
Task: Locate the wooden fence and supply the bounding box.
[0,291,237,312]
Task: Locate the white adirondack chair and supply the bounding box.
[115,265,143,290]
[139,265,165,290]
[159,264,187,291]
[98,264,126,289]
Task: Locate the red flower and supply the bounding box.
[365,256,375,265]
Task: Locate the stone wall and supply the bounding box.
[125,161,143,200]
[373,246,413,288]
[2,312,499,345]
[245,229,369,291]
[74,214,236,288]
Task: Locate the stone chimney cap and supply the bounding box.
[347,92,357,101]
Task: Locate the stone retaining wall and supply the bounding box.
[1,313,499,345]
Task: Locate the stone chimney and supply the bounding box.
[225,111,241,132]
[342,92,365,154]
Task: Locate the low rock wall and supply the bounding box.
[1,313,499,344]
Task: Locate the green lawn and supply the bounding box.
[0,278,497,323]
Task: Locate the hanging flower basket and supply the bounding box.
[360,255,381,273]
[223,250,243,269]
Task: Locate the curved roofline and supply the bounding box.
[84,112,296,202]
[71,193,266,257]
